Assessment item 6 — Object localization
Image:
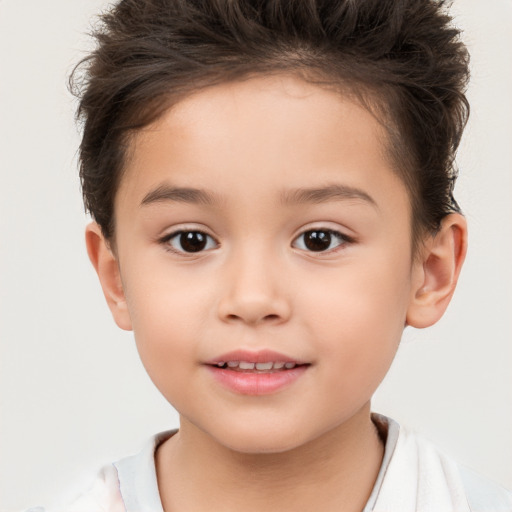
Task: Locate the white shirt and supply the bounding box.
[29,415,512,512]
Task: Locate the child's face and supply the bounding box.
[109,75,424,453]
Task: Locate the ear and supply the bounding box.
[406,213,467,329]
[85,222,133,331]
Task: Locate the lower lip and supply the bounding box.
[206,365,308,395]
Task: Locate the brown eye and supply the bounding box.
[293,229,347,252]
[166,231,217,253]
[304,230,331,251]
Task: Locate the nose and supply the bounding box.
[216,249,292,326]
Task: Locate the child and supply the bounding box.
[36,0,512,510]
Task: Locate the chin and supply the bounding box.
[223,435,303,455]
[208,419,315,455]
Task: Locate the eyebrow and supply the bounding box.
[141,185,220,207]
[140,183,377,209]
[280,184,378,208]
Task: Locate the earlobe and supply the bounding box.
[406,213,467,329]
[85,222,133,331]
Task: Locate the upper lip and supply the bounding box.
[205,349,307,365]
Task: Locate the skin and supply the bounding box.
[87,74,467,512]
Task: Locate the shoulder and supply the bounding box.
[25,465,124,512]
[404,427,512,512]
[24,465,124,512]
[458,464,512,512]
[24,430,173,512]
[371,415,512,512]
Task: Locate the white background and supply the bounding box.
[0,0,511,509]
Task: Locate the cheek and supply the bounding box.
[299,259,411,382]
[122,264,214,385]
[125,257,213,328]
[303,260,410,333]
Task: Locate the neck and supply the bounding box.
[156,403,384,512]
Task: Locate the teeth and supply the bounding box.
[216,360,300,371]
[255,362,273,370]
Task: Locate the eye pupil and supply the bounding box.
[180,232,207,252]
[304,230,331,251]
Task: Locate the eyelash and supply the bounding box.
[159,228,353,256]
[159,230,218,255]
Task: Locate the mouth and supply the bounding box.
[209,360,306,372]
[204,350,310,395]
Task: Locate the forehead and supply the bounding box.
[117,74,407,216]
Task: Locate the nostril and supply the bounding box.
[225,313,280,322]
[218,295,291,325]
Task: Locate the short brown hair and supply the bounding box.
[71,0,470,243]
